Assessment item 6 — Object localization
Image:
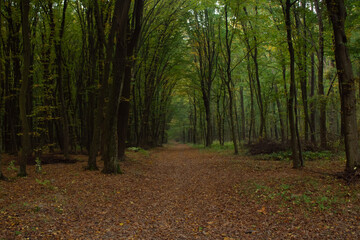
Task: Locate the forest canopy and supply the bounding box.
[0,0,359,177]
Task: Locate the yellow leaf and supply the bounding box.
[119,223,124,226]
[257,206,267,214]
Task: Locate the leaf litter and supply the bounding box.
[1,144,360,239]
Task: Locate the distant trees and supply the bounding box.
[187,8,218,147]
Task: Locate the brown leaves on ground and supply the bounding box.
[1,144,360,239]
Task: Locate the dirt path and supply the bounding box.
[1,144,359,239]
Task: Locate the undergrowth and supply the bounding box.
[236,177,359,213]
[189,141,239,154]
[127,147,149,156]
[256,150,339,162]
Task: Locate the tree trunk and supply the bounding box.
[326,0,360,173]
[117,62,132,161]
[295,4,310,142]
[275,84,286,143]
[18,0,32,177]
[193,95,197,144]
[0,0,5,180]
[283,0,302,168]
[88,0,118,170]
[239,86,246,140]
[310,53,317,145]
[315,0,327,149]
[117,0,143,161]
[204,96,212,147]
[102,0,131,174]
[54,0,70,159]
[224,5,238,154]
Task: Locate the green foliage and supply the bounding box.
[258,151,335,162]
[7,161,18,172]
[35,157,42,173]
[35,178,56,190]
[35,178,51,186]
[246,179,351,212]
[189,141,235,153]
[127,147,149,156]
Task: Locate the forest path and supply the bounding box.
[1,143,359,239]
[115,143,252,239]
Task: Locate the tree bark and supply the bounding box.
[117,0,144,161]
[88,0,119,170]
[239,86,246,141]
[295,4,310,142]
[19,0,32,176]
[102,0,131,174]
[275,84,286,143]
[0,0,5,180]
[315,0,327,149]
[54,0,70,159]
[326,0,360,173]
[224,5,238,154]
[310,53,317,145]
[283,0,302,168]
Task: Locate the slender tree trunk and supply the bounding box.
[193,94,197,144]
[239,86,246,140]
[204,96,212,147]
[18,0,32,176]
[216,93,223,145]
[243,7,265,138]
[326,0,360,173]
[54,0,70,159]
[295,4,310,142]
[315,0,327,149]
[310,53,317,145]
[223,5,238,154]
[275,84,286,143]
[283,0,302,168]
[0,0,5,180]
[246,54,255,144]
[253,47,265,138]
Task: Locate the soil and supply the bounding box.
[1,144,359,239]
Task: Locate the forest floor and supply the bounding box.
[1,143,360,239]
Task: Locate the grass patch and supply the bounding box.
[256,150,337,162]
[237,177,359,213]
[189,141,239,154]
[127,147,149,156]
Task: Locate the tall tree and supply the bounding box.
[0,0,5,180]
[282,0,303,168]
[87,0,118,170]
[117,0,144,161]
[219,3,238,154]
[53,0,70,159]
[18,0,32,176]
[326,0,360,173]
[315,0,327,149]
[189,9,217,147]
[101,0,131,174]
